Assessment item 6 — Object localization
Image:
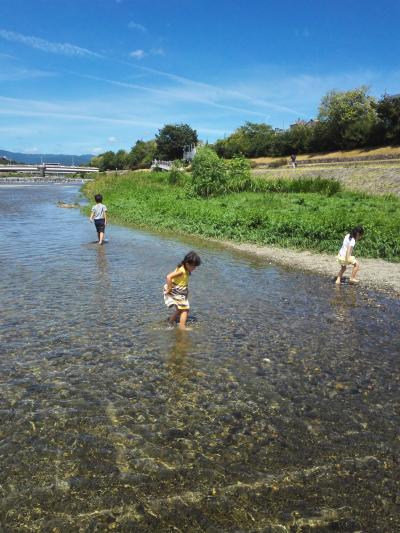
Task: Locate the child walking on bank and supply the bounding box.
[336,226,364,284]
[164,251,201,330]
[89,194,107,245]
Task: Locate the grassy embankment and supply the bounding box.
[251,145,400,165]
[83,171,400,262]
[252,146,400,196]
[253,164,400,196]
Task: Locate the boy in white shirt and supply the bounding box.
[89,194,108,245]
[335,226,364,284]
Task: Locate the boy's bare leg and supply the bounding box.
[350,262,360,281]
[336,266,346,284]
[178,310,189,329]
[99,231,104,244]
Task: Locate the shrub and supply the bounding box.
[226,155,252,192]
[190,146,227,197]
[168,160,185,185]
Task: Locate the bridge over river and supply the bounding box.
[0,163,99,176]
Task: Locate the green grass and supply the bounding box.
[83,171,400,262]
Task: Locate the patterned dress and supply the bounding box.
[163,266,190,310]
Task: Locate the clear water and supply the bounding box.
[1,184,399,531]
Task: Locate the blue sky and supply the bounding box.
[1,0,399,155]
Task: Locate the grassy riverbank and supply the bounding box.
[83,171,400,262]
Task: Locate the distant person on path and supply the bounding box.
[89,194,107,245]
[290,153,297,168]
[335,226,364,284]
[164,251,201,330]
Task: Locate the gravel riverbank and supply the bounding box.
[220,239,400,295]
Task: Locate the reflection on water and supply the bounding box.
[0,184,399,531]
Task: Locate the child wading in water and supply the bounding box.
[335,226,364,284]
[90,194,107,245]
[164,251,201,329]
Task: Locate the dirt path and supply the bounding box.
[220,240,400,295]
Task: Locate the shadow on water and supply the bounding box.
[0,184,399,531]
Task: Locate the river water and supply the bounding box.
[1,184,399,531]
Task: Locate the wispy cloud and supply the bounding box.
[0,51,16,60]
[80,73,269,117]
[128,21,147,32]
[0,66,55,81]
[0,95,160,128]
[129,48,165,60]
[129,49,146,60]
[150,48,165,56]
[134,65,303,116]
[0,29,102,58]
[0,28,298,118]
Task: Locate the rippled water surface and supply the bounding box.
[1,184,399,531]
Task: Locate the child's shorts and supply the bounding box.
[94,219,106,233]
[163,284,189,311]
[337,254,357,266]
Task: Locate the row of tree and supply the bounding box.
[90,124,198,171]
[90,87,400,170]
[215,88,400,158]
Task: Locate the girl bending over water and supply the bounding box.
[164,251,201,330]
[336,226,364,284]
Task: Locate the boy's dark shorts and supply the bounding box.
[94,219,106,233]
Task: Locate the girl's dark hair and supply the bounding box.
[95,194,103,203]
[350,226,364,239]
[178,251,201,269]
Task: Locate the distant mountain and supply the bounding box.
[0,149,94,166]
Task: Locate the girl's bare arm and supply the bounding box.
[346,245,353,261]
[165,269,180,292]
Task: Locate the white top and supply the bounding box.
[91,203,107,219]
[339,234,356,257]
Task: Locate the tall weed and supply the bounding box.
[251,176,341,195]
[226,155,252,192]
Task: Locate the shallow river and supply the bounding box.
[1,184,399,531]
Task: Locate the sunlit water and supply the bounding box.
[1,184,399,531]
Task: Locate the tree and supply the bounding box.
[128,139,157,169]
[156,123,198,160]
[375,94,400,145]
[90,151,117,171]
[114,149,129,170]
[214,122,275,158]
[287,121,315,153]
[317,87,378,150]
[214,133,246,158]
[238,122,276,157]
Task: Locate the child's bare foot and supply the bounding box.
[349,278,359,284]
[178,325,192,331]
[335,277,342,285]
